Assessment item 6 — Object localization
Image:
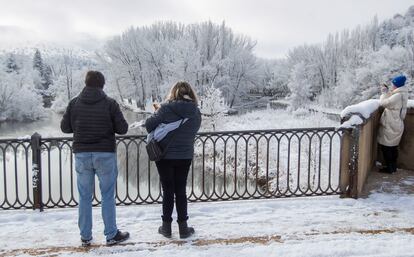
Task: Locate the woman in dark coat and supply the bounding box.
[145,81,201,239]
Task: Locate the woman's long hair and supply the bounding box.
[165,81,198,105]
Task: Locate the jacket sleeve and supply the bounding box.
[145,106,166,133]
[111,101,129,135]
[60,101,73,133]
[380,92,401,109]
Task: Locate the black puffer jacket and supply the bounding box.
[60,87,128,153]
[145,100,201,159]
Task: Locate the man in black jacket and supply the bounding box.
[61,71,130,246]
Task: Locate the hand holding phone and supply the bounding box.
[153,103,160,111]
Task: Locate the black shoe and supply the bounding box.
[81,237,92,247]
[106,230,130,246]
[158,221,172,238]
[178,221,195,239]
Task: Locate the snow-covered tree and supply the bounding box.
[33,49,51,90]
[33,49,43,73]
[287,62,313,110]
[5,54,20,74]
[103,21,261,108]
[200,85,228,130]
[32,49,54,106]
[49,69,86,113]
[0,69,45,121]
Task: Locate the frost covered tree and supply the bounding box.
[223,48,260,107]
[349,45,410,103]
[32,49,54,106]
[257,59,290,98]
[200,85,228,131]
[33,49,53,90]
[48,51,96,112]
[287,45,331,101]
[0,69,44,121]
[0,47,95,120]
[102,21,261,108]
[42,64,53,89]
[5,54,20,74]
[287,62,313,110]
[33,49,43,73]
[50,69,86,113]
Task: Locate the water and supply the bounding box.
[0,110,147,139]
[0,111,63,139]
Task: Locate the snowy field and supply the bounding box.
[206,108,339,132]
[1,175,413,257]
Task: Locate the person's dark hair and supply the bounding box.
[85,70,105,88]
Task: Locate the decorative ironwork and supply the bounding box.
[1,127,350,210]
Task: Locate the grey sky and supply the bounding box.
[0,0,413,58]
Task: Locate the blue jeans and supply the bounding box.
[75,152,118,241]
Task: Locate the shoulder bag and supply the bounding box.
[146,116,185,162]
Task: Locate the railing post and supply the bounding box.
[348,127,360,198]
[31,132,43,211]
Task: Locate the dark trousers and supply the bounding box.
[155,159,192,222]
[380,144,398,173]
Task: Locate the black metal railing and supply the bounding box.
[0,137,33,210]
[0,127,350,210]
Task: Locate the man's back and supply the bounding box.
[61,86,128,153]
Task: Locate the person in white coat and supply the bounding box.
[377,75,408,174]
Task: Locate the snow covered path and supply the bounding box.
[1,175,414,257]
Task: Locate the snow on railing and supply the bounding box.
[340,99,380,128]
[341,98,414,128]
[341,99,380,120]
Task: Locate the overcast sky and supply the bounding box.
[0,0,413,58]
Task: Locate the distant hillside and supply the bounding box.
[284,5,414,109]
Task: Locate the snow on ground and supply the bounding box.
[1,175,414,257]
